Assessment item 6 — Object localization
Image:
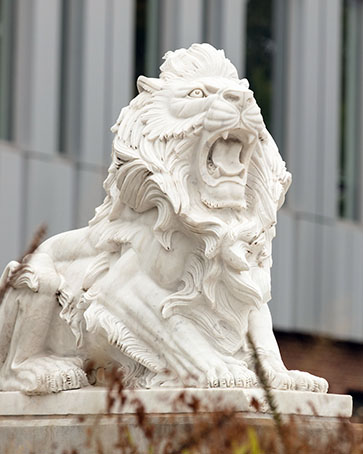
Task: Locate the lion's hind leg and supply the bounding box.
[0,254,88,394]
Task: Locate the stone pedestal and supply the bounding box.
[0,387,353,453]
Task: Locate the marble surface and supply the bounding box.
[0,387,352,418]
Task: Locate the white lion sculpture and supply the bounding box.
[0,44,328,394]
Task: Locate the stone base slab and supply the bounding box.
[0,386,352,417]
[0,388,353,453]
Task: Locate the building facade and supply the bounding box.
[0,0,362,344]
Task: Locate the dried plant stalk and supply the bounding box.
[0,224,47,303]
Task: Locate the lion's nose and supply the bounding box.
[223,89,251,107]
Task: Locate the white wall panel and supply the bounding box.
[13,0,32,147]
[80,0,108,166]
[349,227,363,340]
[318,0,342,219]
[285,0,342,220]
[25,156,75,246]
[270,209,295,329]
[205,0,248,76]
[14,0,62,154]
[320,222,337,335]
[160,0,247,79]
[286,0,320,215]
[359,3,363,223]
[103,0,135,164]
[294,217,321,332]
[284,0,300,194]
[0,146,23,269]
[76,167,106,228]
[321,222,363,341]
[177,0,203,49]
[327,225,350,339]
[160,0,203,56]
[220,0,248,76]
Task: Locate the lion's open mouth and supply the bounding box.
[207,135,246,179]
[198,128,257,206]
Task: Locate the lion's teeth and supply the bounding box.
[213,167,221,178]
[222,132,228,140]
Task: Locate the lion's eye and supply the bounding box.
[188,88,206,98]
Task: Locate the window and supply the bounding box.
[246,0,288,156]
[135,0,161,91]
[339,0,363,220]
[246,0,274,131]
[0,0,15,141]
[349,390,363,419]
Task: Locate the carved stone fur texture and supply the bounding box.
[0,44,328,394]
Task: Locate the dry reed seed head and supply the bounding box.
[25,224,47,255]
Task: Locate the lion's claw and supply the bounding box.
[206,364,258,388]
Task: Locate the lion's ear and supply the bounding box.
[137,76,163,94]
[240,78,250,89]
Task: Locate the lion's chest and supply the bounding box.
[131,230,195,291]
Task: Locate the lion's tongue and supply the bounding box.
[211,139,244,176]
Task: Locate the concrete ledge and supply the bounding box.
[0,388,354,454]
[0,387,352,417]
[0,413,357,454]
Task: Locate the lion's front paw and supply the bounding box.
[286,370,328,393]
[254,353,328,393]
[264,369,294,390]
[229,364,258,388]
[33,365,89,394]
[205,362,258,388]
[2,355,89,394]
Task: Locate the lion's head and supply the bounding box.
[136,45,269,211]
[104,43,280,213]
[88,43,291,353]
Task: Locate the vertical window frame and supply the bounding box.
[339,0,363,221]
[58,0,84,156]
[0,0,15,141]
